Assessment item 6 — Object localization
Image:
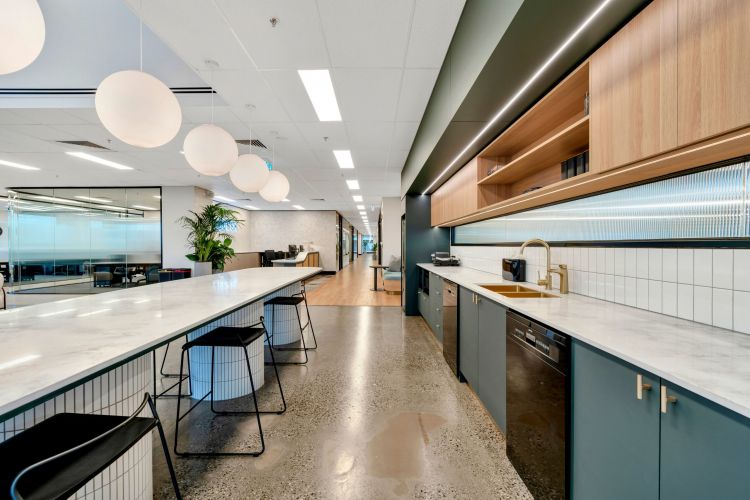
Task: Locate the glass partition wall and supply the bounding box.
[7,187,161,294]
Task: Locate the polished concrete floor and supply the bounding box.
[152,306,531,499]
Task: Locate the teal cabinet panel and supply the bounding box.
[429,273,443,342]
[660,383,750,500]
[476,297,507,432]
[417,289,429,320]
[571,341,660,500]
[459,287,478,387]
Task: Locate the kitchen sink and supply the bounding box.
[479,284,557,298]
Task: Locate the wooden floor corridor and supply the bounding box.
[305,253,401,307]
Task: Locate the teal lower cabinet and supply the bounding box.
[429,273,443,342]
[476,297,507,432]
[458,287,478,387]
[571,340,660,500]
[417,289,429,320]
[572,340,750,500]
[659,383,750,500]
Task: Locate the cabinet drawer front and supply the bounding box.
[458,287,478,387]
[659,383,750,500]
[571,341,660,500]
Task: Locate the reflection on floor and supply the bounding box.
[151,306,531,499]
[306,254,401,307]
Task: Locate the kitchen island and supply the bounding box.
[0,266,320,496]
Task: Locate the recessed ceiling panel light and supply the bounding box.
[356,204,365,210]
[245,205,259,210]
[359,211,367,215]
[422,0,613,194]
[74,195,111,203]
[0,159,41,171]
[292,205,305,210]
[282,198,290,202]
[154,195,162,199]
[352,195,363,202]
[131,204,157,210]
[298,69,342,121]
[346,180,360,190]
[213,195,236,203]
[333,150,354,169]
[66,151,134,171]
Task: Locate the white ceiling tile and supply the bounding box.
[387,149,410,172]
[295,122,348,150]
[346,122,394,150]
[396,69,439,121]
[260,70,320,122]
[216,0,330,70]
[405,0,466,68]
[335,68,402,122]
[317,0,414,68]
[196,70,291,123]
[391,122,420,151]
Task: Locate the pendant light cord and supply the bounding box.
[210,68,214,124]
[139,0,143,71]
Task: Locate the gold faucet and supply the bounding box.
[519,238,569,294]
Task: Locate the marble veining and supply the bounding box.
[419,263,750,419]
[0,267,320,418]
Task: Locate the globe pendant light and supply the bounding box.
[0,0,46,75]
[94,3,181,148]
[183,60,238,176]
[230,153,270,192]
[95,70,182,148]
[183,123,238,176]
[259,170,290,202]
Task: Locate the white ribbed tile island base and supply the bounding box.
[0,267,320,499]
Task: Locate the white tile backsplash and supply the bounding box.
[451,244,750,335]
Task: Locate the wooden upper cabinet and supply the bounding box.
[430,159,480,226]
[677,0,750,145]
[589,0,678,173]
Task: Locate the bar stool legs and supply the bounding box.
[266,302,309,365]
[173,320,285,457]
[152,336,192,400]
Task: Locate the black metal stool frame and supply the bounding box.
[152,335,193,400]
[9,393,181,500]
[265,282,318,366]
[173,318,285,458]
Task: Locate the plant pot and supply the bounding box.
[193,262,212,277]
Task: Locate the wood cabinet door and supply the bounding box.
[571,341,660,500]
[659,382,750,500]
[589,0,678,173]
[476,297,507,432]
[677,0,750,145]
[458,287,478,387]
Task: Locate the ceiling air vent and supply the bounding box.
[56,140,110,150]
[311,198,325,201]
[236,139,267,149]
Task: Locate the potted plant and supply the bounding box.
[178,204,244,276]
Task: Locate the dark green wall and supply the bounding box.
[403,195,450,315]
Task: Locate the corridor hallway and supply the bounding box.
[305,253,401,307]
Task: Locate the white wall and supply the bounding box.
[161,186,212,269]
[380,197,402,265]
[243,211,338,272]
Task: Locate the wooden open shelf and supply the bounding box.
[478,116,589,185]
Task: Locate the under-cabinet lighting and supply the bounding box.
[0,159,40,171]
[298,69,342,121]
[422,0,613,194]
[333,150,354,169]
[66,151,134,171]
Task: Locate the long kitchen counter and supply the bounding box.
[419,263,750,419]
[0,266,321,418]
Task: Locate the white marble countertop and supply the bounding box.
[419,263,750,419]
[272,251,309,264]
[0,267,321,418]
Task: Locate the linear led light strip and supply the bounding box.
[442,129,750,227]
[422,0,613,195]
[66,151,134,170]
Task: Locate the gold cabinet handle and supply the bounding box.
[636,373,652,400]
[660,385,678,413]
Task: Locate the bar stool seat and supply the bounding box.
[263,283,318,365]
[264,296,305,307]
[184,325,265,348]
[0,394,180,500]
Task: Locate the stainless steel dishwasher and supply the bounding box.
[506,310,569,500]
[442,280,458,376]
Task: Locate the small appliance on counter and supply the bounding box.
[431,252,460,266]
[502,258,526,282]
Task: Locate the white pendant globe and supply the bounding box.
[0,0,45,75]
[95,70,182,148]
[183,124,238,176]
[229,154,270,192]
[259,171,290,202]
